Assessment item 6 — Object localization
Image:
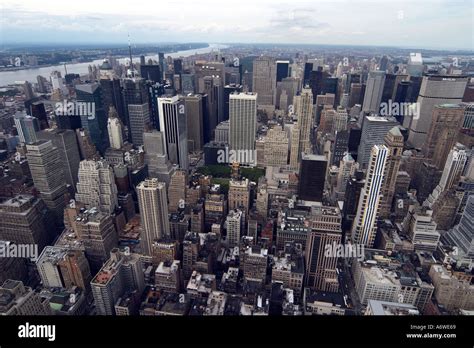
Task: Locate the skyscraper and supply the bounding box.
[422,104,465,170]
[168,170,187,213]
[297,88,314,157]
[75,159,118,214]
[252,56,275,106]
[351,145,389,247]
[184,94,204,152]
[122,77,150,146]
[14,113,39,144]
[362,71,386,114]
[229,92,257,165]
[107,106,124,150]
[379,127,404,218]
[305,204,342,292]
[158,96,189,170]
[37,128,81,189]
[26,140,68,225]
[357,116,399,169]
[276,60,290,83]
[406,74,468,148]
[226,209,243,247]
[76,83,109,154]
[298,154,327,202]
[137,179,170,255]
[143,130,175,186]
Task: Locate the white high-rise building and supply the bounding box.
[362,71,386,114]
[351,145,389,247]
[424,144,468,208]
[107,106,123,150]
[137,178,170,256]
[226,209,243,247]
[229,92,257,165]
[76,159,118,214]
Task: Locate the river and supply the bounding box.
[0,43,227,86]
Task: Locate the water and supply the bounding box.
[0,43,226,86]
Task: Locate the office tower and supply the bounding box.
[229,92,257,165]
[140,65,161,83]
[173,58,183,75]
[422,104,465,170]
[402,206,439,251]
[263,126,288,167]
[223,84,243,121]
[0,280,51,315]
[252,57,275,106]
[242,246,268,283]
[75,83,109,154]
[91,248,144,315]
[362,71,386,114]
[27,101,49,130]
[75,129,100,160]
[26,140,68,224]
[107,106,124,150]
[332,130,349,166]
[205,193,227,230]
[0,195,52,252]
[14,113,39,144]
[305,204,342,292]
[158,52,166,79]
[151,239,178,267]
[214,120,229,143]
[168,170,187,213]
[137,179,170,255]
[443,195,474,260]
[429,264,474,311]
[276,77,299,112]
[297,88,314,157]
[424,144,468,208]
[276,60,290,83]
[407,75,468,148]
[379,127,404,217]
[228,178,250,216]
[37,128,81,189]
[309,67,329,103]
[349,83,365,108]
[226,209,243,247]
[99,60,125,123]
[182,232,200,279]
[303,61,313,85]
[352,145,389,247]
[143,130,175,186]
[37,246,92,290]
[201,77,220,138]
[191,203,204,234]
[158,96,189,170]
[380,73,397,105]
[288,123,300,170]
[76,160,118,214]
[335,153,357,200]
[37,75,48,93]
[181,73,196,94]
[407,53,424,77]
[319,106,336,134]
[74,208,118,272]
[122,77,149,144]
[184,94,204,151]
[298,154,327,202]
[357,116,399,169]
[147,82,165,129]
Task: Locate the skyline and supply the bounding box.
[1,0,473,50]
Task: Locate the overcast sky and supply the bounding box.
[1,0,472,50]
